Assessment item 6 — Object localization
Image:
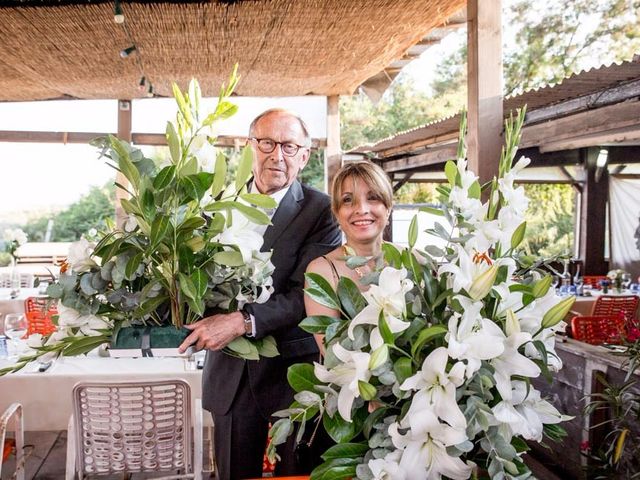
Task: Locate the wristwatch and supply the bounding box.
[241,309,253,336]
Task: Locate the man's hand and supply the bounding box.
[178,311,245,353]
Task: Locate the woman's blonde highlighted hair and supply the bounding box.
[331,161,393,215]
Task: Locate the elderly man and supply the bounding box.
[180,108,341,479]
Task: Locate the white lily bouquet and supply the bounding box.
[3,228,28,263]
[1,67,279,375]
[268,110,576,479]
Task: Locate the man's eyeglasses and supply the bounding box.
[250,137,307,157]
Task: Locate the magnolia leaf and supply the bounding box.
[213,250,244,266]
[393,357,413,385]
[178,272,198,300]
[181,156,198,177]
[336,276,366,319]
[287,363,320,393]
[444,160,457,185]
[309,459,358,480]
[166,122,181,164]
[511,221,527,250]
[177,216,206,233]
[190,269,208,297]
[210,151,228,198]
[256,335,279,357]
[125,252,143,280]
[150,215,171,249]
[188,79,201,118]
[172,83,193,128]
[299,315,340,334]
[411,325,448,358]
[226,336,259,360]
[419,206,445,217]
[408,215,418,248]
[205,201,271,226]
[235,145,254,191]
[215,100,239,120]
[323,408,366,443]
[110,137,140,188]
[239,193,278,209]
[320,443,368,461]
[382,242,403,268]
[305,272,340,310]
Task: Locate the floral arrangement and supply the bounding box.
[2,228,28,262]
[1,68,279,375]
[607,269,630,291]
[268,110,576,479]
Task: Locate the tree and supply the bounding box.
[23,184,115,242]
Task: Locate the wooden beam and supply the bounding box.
[376,132,459,158]
[466,0,503,185]
[325,95,341,193]
[521,100,640,149]
[116,100,132,229]
[0,131,113,143]
[382,145,458,173]
[580,148,609,275]
[539,125,640,152]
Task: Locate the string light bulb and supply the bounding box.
[146,83,154,98]
[138,76,146,92]
[114,0,124,24]
[120,45,137,58]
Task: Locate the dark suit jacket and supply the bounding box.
[202,180,341,418]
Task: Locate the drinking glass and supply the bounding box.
[622,273,632,290]
[4,313,27,361]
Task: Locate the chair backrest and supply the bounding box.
[571,315,626,345]
[592,295,639,319]
[24,297,57,336]
[0,272,10,288]
[0,403,25,480]
[583,275,608,289]
[70,380,194,479]
[0,272,34,289]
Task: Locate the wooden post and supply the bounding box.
[580,148,609,274]
[325,95,341,194]
[466,0,503,185]
[116,100,132,228]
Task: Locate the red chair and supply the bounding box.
[583,275,608,289]
[571,315,626,345]
[591,295,639,320]
[23,297,57,337]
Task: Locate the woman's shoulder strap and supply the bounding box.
[321,255,340,284]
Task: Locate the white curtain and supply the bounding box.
[609,176,640,280]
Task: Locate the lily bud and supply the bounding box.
[532,275,552,298]
[505,309,520,336]
[469,264,498,300]
[541,296,576,329]
[358,381,377,401]
[369,345,389,370]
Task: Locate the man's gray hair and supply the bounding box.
[248,108,312,147]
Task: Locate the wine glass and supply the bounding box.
[622,273,632,291]
[4,313,27,361]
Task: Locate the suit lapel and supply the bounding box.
[262,181,304,252]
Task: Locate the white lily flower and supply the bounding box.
[490,330,540,401]
[389,400,471,480]
[400,348,467,429]
[215,209,265,263]
[314,343,371,422]
[67,238,98,272]
[26,333,44,348]
[348,267,413,342]
[446,296,505,377]
[190,133,217,172]
[56,304,110,336]
[368,450,406,480]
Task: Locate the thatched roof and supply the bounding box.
[0,0,465,101]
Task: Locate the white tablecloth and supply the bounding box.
[0,353,208,430]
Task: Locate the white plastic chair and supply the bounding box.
[65,380,202,480]
[0,403,25,480]
[0,272,34,288]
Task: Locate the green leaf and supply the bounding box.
[178,272,198,300]
[213,250,245,266]
[411,324,448,358]
[210,151,228,198]
[299,315,340,334]
[256,336,279,357]
[226,336,259,360]
[511,221,527,250]
[408,215,418,248]
[125,252,143,280]
[63,335,110,357]
[304,272,340,310]
[336,276,366,319]
[419,206,445,217]
[111,136,140,188]
[310,458,358,480]
[172,83,193,128]
[182,172,214,201]
[190,269,208,297]
[382,242,403,268]
[323,407,366,442]
[205,201,271,226]
[150,215,171,249]
[235,145,254,191]
[177,216,206,233]
[166,122,181,164]
[393,357,413,384]
[120,198,139,216]
[444,160,457,185]
[239,193,278,209]
[468,180,481,200]
[320,442,368,461]
[358,381,377,401]
[287,363,320,393]
[378,312,394,344]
